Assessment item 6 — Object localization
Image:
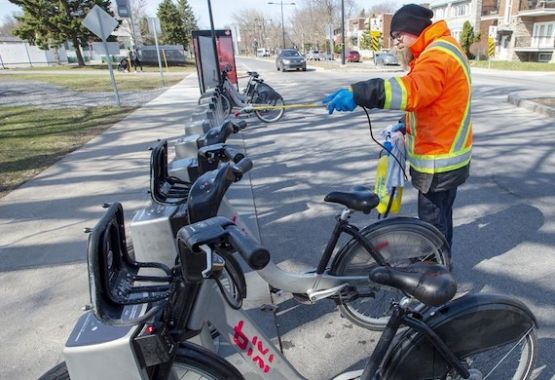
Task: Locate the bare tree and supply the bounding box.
[233,9,280,54]
[0,14,20,36]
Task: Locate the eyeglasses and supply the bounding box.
[391,32,403,41]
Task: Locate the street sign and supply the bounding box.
[147,17,162,35]
[82,5,120,106]
[114,0,130,18]
[82,5,118,41]
[488,36,495,57]
[370,30,381,52]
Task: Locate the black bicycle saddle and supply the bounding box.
[324,186,380,214]
[368,263,457,307]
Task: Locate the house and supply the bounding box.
[0,36,68,67]
[431,0,555,62]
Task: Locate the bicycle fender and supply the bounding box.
[381,293,537,380]
[329,216,450,273]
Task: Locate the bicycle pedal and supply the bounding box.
[335,287,359,302]
[260,304,278,312]
[292,293,313,305]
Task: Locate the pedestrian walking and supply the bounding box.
[322,4,472,258]
[130,47,143,72]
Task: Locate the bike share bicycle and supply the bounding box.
[41,201,537,379]
[217,68,286,123]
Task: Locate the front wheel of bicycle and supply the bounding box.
[38,343,244,380]
[173,342,245,379]
[331,217,450,330]
[381,294,537,380]
[252,83,285,123]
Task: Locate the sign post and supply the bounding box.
[487,25,497,68]
[83,5,120,106]
[148,17,165,86]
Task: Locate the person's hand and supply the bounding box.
[383,122,406,136]
[322,88,356,114]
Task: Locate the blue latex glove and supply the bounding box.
[322,88,356,114]
[390,122,406,135]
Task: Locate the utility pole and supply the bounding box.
[341,0,345,64]
[268,1,295,49]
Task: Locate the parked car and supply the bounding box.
[256,48,271,57]
[346,50,361,62]
[275,49,307,72]
[306,50,322,61]
[374,51,399,66]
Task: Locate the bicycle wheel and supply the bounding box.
[252,83,285,123]
[173,342,244,379]
[220,93,232,118]
[382,294,537,380]
[331,217,450,330]
[38,362,69,380]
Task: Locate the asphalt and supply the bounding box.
[1,67,554,379]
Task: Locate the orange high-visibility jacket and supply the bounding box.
[384,21,472,175]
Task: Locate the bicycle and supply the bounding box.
[141,140,451,330]
[41,209,537,379]
[219,69,285,123]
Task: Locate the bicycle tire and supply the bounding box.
[220,93,232,118]
[37,343,244,380]
[38,362,69,380]
[381,294,537,380]
[252,83,285,123]
[173,342,245,379]
[331,217,450,330]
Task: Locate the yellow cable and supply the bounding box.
[246,102,323,111]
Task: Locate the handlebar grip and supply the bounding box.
[223,146,245,163]
[231,158,253,181]
[232,120,247,131]
[227,226,270,270]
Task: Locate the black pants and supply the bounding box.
[418,188,457,250]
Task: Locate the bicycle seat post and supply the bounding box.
[338,208,353,221]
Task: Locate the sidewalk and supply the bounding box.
[0,73,267,379]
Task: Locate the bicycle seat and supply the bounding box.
[324,186,380,214]
[247,71,259,77]
[368,263,456,307]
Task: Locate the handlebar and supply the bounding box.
[177,216,270,272]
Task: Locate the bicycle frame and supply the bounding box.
[187,276,308,379]
[253,209,387,302]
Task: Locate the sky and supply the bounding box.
[0,0,373,29]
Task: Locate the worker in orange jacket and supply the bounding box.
[323,4,472,257]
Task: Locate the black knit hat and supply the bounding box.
[390,4,434,37]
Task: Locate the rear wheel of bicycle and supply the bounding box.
[252,84,285,123]
[447,329,537,380]
[38,362,69,380]
[332,217,450,330]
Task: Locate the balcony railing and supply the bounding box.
[515,35,555,48]
[519,0,555,12]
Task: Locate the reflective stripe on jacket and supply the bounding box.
[383,21,472,174]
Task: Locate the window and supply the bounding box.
[453,4,468,16]
[532,22,555,48]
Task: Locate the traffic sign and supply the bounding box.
[488,37,495,57]
[370,31,381,52]
[82,5,118,41]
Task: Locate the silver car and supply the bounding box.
[275,49,307,72]
[374,52,399,66]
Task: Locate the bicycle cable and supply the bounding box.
[361,106,408,182]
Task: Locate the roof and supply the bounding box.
[0,35,24,43]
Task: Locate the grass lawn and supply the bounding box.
[470,60,555,71]
[0,105,136,197]
[0,72,186,92]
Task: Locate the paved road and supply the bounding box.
[235,57,555,379]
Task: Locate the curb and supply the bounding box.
[507,93,555,117]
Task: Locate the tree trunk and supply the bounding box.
[72,36,85,66]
